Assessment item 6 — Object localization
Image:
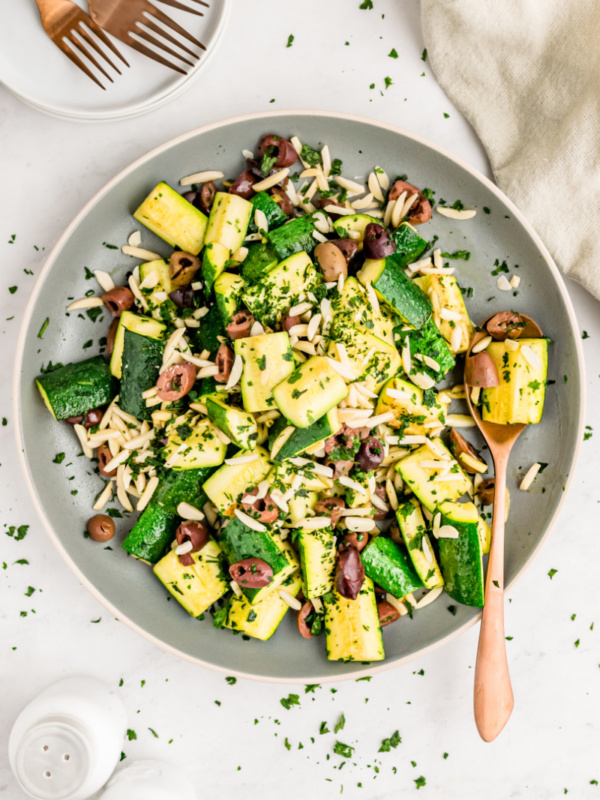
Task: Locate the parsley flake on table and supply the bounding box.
[334,714,346,733]
[384,76,393,89]
[388,48,398,58]
[148,727,159,738]
[319,721,330,735]
[280,693,300,709]
[359,0,373,7]
[286,34,294,47]
[584,425,593,441]
[9,286,17,294]
[379,730,401,752]
[414,776,427,789]
[333,741,354,758]
[225,676,237,685]
[421,48,427,61]
[126,729,137,741]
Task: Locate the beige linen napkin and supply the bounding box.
[421,0,600,299]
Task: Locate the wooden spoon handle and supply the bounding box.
[473,456,514,741]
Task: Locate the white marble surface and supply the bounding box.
[1,1,599,797]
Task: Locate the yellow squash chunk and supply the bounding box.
[396,440,473,513]
[325,576,384,662]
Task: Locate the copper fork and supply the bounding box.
[87,0,206,75]
[157,0,210,17]
[33,0,128,90]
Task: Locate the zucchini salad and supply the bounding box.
[35,133,549,662]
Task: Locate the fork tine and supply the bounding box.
[55,37,105,89]
[142,16,199,60]
[134,27,195,68]
[77,23,122,76]
[67,31,114,84]
[123,36,187,74]
[154,0,204,17]
[84,17,130,68]
[145,6,206,51]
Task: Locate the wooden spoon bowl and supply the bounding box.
[464,311,543,742]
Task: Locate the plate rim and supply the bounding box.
[13,109,587,683]
[0,0,231,123]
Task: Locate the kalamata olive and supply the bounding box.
[241,487,279,524]
[336,546,365,600]
[342,531,369,552]
[325,457,353,479]
[388,179,432,225]
[84,408,103,429]
[363,223,396,259]
[176,520,210,552]
[314,241,348,282]
[65,415,84,425]
[87,514,115,543]
[486,311,543,340]
[97,443,116,477]
[106,318,119,357]
[226,311,255,340]
[372,484,390,520]
[477,478,495,506]
[377,600,401,627]
[316,197,346,214]
[270,187,294,216]
[182,190,199,205]
[388,523,402,545]
[331,238,359,264]
[465,351,500,388]
[156,362,196,401]
[281,313,300,333]
[449,429,485,474]
[198,181,217,215]
[215,344,235,383]
[297,601,314,639]
[102,286,134,317]
[229,170,257,199]
[314,496,345,526]
[257,134,298,168]
[169,285,198,309]
[229,557,273,588]
[170,251,201,286]
[357,436,384,471]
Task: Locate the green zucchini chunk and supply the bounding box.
[272,355,348,428]
[205,192,253,255]
[122,503,179,563]
[404,318,456,380]
[241,242,279,284]
[266,214,317,260]
[389,221,428,268]
[324,576,384,662]
[202,446,272,515]
[361,535,423,599]
[214,272,245,326]
[357,257,432,330]
[481,338,548,424]
[217,515,297,604]
[191,304,225,356]
[298,524,336,598]
[242,251,321,328]
[154,540,228,618]
[36,356,115,420]
[332,213,380,242]
[119,329,164,420]
[396,441,472,513]
[248,192,288,233]
[235,331,295,413]
[109,310,166,380]
[396,502,444,589]
[202,242,229,294]
[205,393,258,450]
[437,500,484,607]
[225,572,302,640]
[133,181,208,255]
[268,408,340,462]
[153,467,214,515]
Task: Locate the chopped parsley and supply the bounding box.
[280,693,300,709]
[333,741,354,758]
[37,317,50,339]
[388,48,398,58]
[286,34,294,48]
[300,144,322,166]
[379,730,401,751]
[548,568,558,579]
[421,48,427,61]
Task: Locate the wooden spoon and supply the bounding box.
[464,311,543,742]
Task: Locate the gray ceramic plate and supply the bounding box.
[14,111,585,682]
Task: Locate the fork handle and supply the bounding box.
[473,453,514,742]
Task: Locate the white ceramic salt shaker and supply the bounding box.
[99,760,197,800]
[8,676,126,800]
